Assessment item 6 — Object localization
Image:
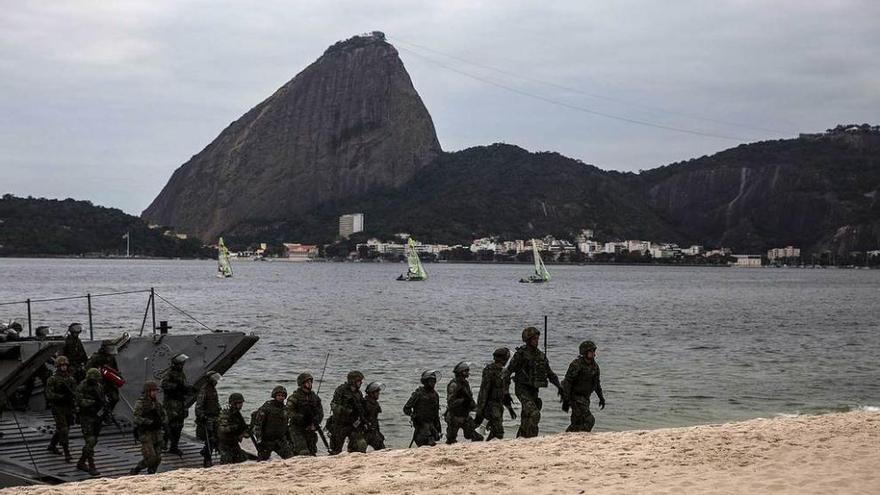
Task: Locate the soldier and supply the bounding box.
[131,381,166,475]
[362,381,386,451]
[63,323,88,382]
[475,347,515,441]
[445,361,484,444]
[45,355,76,462]
[218,393,249,464]
[286,372,324,456]
[20,326,53,408]
[75,367,106,476]
[504,326,562,438]
[561,340,606,432]
[327,370,367,454]
[252,386,293,460]
[85,341,121,413]
[403,370,442,447]
[161,353,193,456]
[196,371,222,467]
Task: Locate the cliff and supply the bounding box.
[142,33,441,240]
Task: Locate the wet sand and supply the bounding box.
[3,410,878,495]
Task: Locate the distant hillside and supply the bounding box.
[631,125,880,253]
[0,195,208,257]
[223,144,682,246]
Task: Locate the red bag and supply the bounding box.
[100,366,125,388]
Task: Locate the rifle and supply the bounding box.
[502,395,517,420]
[315,424,331,453]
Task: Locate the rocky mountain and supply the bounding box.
[632,125,880,253]
[142,32,441,240]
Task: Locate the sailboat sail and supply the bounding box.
[406,238,427,280]
[533,242,551,281]
[218,237,233,278]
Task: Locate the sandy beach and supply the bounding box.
[3,410,878,495]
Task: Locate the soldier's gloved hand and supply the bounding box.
[561,400,570,413]
[598,397,606,410]
[474,414,484,426]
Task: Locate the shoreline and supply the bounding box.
[4,410,877,494]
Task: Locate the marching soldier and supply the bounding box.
[504,326,562,438]
[85,341,121,413]
[196,371,222,467]
[445,361,483,443]
[162,353,192,456]
[75,368,106,476]
[252,386,293,460]
[45,355,76,462]
[217,393,250,464]
[562,340,606,432]
[475,347,515,441]
[286,372,324,456]
[327,371,366,454]
[63,323,88,382]
[131,382,166,474]
[362,381,386,451]
[403,370,442,447]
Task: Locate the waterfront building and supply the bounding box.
[339,213,364,238]
[282,243,318,261]
[732,254,763,267]
[767,246,801,261]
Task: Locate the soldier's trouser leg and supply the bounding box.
[219,443,248,464]
[413,422,436,447]
[486,405,504,440]
[329,425,353,454]
[259,438,293,460]
[290,427,316,456]
[445,417,460,444]
[366,429,385,450]
[462,416,483,441]
[567,398,595,432]
[80,424,98,458]
[515,384,541,438]
[167,419,184,450]
[347,429,367,453]
[105,385,119,413]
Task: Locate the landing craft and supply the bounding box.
[0,290,257,487]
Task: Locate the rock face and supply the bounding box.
[142,33,441,240]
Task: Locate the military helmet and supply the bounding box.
[579,340,597,355]
[229,392,244,404]
[55,355,70,366]
[522,326,540,342]
[347,370,365,384]
[493,347,511,360]
[68,323,83,335]
[143,381,159,392]
[453,361,471,374]
[365,381,385,394]
[297,372,314,387]
[271,385,288,398]
[171,353,189,365]
[86,368,102,381]
[35,326,51,338]
[207,371,221,384]
[420,370,440,383]
[8,321,23,332]
[101,342,118,355]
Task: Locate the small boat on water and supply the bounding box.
[217,237,233,278]
[0,289,258,487]
[397,238,427,281]
[520,240,551,283]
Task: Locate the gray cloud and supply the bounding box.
[1,0,877,214]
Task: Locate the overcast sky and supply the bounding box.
[2,1,878,215]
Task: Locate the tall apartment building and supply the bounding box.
[339,213,365,238]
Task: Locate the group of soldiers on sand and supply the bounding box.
[42,323,605,476]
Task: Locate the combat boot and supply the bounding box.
[86,456,100,476]
[62,445,72,463]
[76,454,89,473]
[47,433,60,454]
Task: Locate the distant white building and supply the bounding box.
[604,242,625,254]
[578,240,603,256]
[682,245,704,256]
[767,246,800,260]
[470,237,498,253]
[339,213,364,238]
[732,255,763,267]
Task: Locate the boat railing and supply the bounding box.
[0,288,216,340]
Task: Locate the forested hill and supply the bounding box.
[0,195,208,257]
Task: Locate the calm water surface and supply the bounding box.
[1,258,878,448]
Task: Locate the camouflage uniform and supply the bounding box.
[217,394,249,464]
[132,383,166,474]
[475,349,512,441]
[75,369,106,475]
[161,360,192,454]
[85,346,120,412]
[403,373,442,447]
[285,376,324,456]
[445,364,483,443]
[63,329,88,382]
[363,392,385,450]
[504,328,561,438]
[253,388,293,460]
[327,372,366,454]
[45,359,76,460]
[196,379,221,466]
[562,341,605,432]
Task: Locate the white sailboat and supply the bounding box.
[397,238,427,281]
[520,240,551,283]
[217,237,233,278]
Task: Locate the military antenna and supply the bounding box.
[316,352,330,395]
